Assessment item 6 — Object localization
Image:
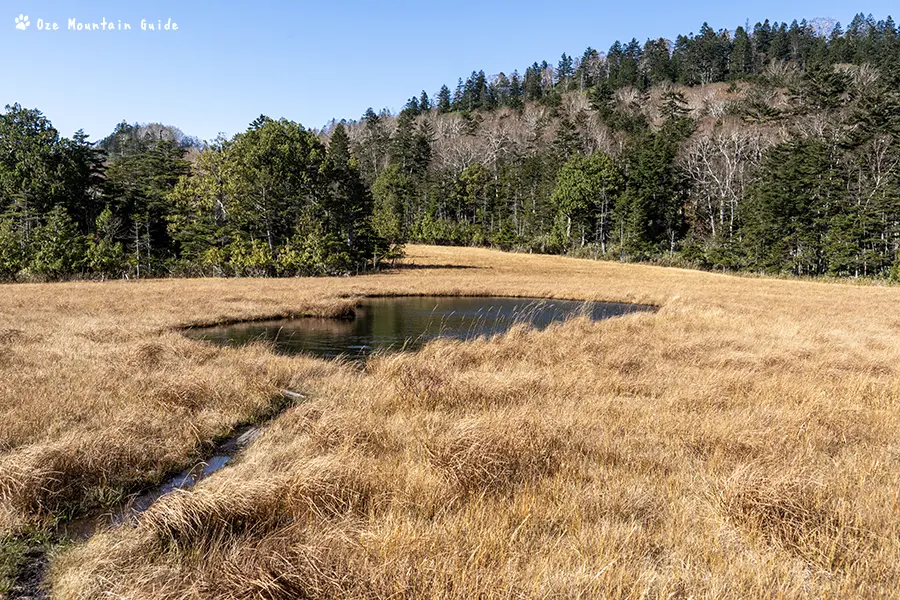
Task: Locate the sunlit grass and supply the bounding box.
[0,245,897,598]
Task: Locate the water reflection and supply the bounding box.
[186,296,654,360]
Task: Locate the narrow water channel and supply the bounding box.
[11,296,655,597]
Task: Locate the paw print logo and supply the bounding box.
[15,14,30,30]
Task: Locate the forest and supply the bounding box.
[2,12,900,280]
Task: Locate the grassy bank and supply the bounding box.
[0,246,897,598]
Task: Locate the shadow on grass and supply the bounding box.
[393,263,483,271]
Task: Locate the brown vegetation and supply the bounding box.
[0,246,897,598]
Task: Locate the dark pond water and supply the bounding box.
[185,296,654,360]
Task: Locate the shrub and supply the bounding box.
[228,239,274,277]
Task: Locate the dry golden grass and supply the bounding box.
[0,245,897,599]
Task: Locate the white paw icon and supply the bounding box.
[15,14,30,30]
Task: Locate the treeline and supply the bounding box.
[0,111,390,280]
[406,14,898,115]
[2,13,900,281]
[343,12,900,279]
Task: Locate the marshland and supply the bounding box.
[5,7,900,598]
[0,244,897,599]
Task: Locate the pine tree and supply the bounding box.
[60,130,107,234]
[551,152,623,249]
[371,165,411,245]
[437,85,452,113]
[729,26,753,78]
[453,78,466,110]
[167,137,232,273]
[86,207,126,278]
[404,96,421,115]
[359,108,389,182]
[412,121,434,175]
[742,139,843,275]
[325,123,378,267]
[390,111,417,174]
[0,104,66,238]
[525,63,543,101]
[29,205,85,279]
[508,71,524,108]
[618,133,684,256]
[552,117,581,160]
[576,48,602,90]
[642,39,674,86]
[557,53,575,89]
[104,139,190,276]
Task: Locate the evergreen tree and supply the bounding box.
[437,85,452,113]
[508,71,524,108]
[729,26,753,78]
[412,121,434,175]
[358,107,390,183]
[742,139,844,275]
[557,53,575,88]
[552,117,581,160]
[6,13,900,281]
[59,130,107,234]
[167,136,233,274]
[324,123,379,268]
[618,133,684,256]
[524,63,543,101]
[390,111,418,174]
[0,104,66,238]
[105,139,190,276]
[642,38,674,86]
[86,207,127,278]
[576,48,602,90]
[453,78,466,110]
[372,164,411,246]
[404,96,421,115]
[551,152,623,249]
[0,218,25,280]
[28,205,85,279]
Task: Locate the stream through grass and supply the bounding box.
[11,296,654,598]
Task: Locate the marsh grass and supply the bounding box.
[0,245,896,598]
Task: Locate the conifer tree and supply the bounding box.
[436,85,452,113]
[29,205,85,278]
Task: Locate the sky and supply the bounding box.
[1,0,897,142]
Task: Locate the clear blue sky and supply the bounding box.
[1,1,896,142]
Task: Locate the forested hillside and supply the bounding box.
[2,13,900,280]
[0,114,387,279]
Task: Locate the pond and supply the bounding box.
[185,296,654,360]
